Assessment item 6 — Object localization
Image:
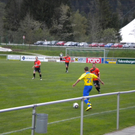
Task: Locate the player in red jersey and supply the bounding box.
[63,54,71,73]
[90,63,101,93]
[32,56,42,80]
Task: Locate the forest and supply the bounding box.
[0,0,135,44]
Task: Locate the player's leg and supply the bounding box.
[32,69,36,79]
[38,68,42,80]
[67,63,69,73]
[83,86,92,111]
[65,63,69,72]
[87,98,92,106]
[94,81,100,93]
[65,63,67,72]
[60,57,62,62]
[95,81,100,94]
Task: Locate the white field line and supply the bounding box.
[0,105,135,135]
[48,105,135,125]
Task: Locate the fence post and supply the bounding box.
[80,99,84,135]
[31,106,36,135]
[117,93,120,130]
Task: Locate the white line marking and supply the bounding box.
[48,106,135,125]
[0,106,135,135]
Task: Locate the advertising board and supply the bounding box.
[74,57,86,63]
[7,55,20,60]
[86,58,101,63]
[21,56,44,61]
[105,58,117,64]
[117,59,135,64]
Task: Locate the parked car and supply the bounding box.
[64,41,73,46]
[132,43,135,48]
[104,43,114,47]
[34,41,44,45]
[56,41,65,46]
[71,42,79,46]
[123,43,135,48]
[43,41,51,45]
[111,43,123,48]
[89,43,98,47]
[123,43,131,48]
[78,42,88,46]
[98,43,105,47]
[51,41,58,45]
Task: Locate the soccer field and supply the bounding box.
[0,60,135,135]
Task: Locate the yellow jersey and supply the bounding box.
[78,72,98,86]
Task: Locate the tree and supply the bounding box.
[87,12,101,42]
[20,0,70,28]
[98,0,114,29]
[17,14,51,44]
[0,2,5,37]
[3,0,22,31]
[50,4,73,41]
[70,10,87,42]
[101,28,117,43]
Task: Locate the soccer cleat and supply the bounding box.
[32,77,35,79]
[85,106,92,111]
[98,91,101,94]
[40,78,42,80]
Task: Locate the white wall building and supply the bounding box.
[120,19,135,43]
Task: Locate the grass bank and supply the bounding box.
[0,45,135,58]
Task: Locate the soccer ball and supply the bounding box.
[73,103,79,109]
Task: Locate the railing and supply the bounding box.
[0,90,135,135]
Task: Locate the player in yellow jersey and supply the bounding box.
[72,67,104,111]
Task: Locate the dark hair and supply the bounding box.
[84,67,89,71]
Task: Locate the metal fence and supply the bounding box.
[0,90,135,135]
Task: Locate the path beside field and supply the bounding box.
[104,126,135,135]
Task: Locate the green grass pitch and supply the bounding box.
[0,59,135,135]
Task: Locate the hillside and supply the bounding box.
[70,0,135,21]
[1,0,135,43]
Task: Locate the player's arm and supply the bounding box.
[98,72,100,78]
[73,73,84,87]
[69,57,71,63]
[32,62,35,68]
[72,79,80,87]
[97,68,100,78]
[97,77,104,85]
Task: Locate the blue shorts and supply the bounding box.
[83,86,92,96]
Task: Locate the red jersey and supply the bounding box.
[90,68,100,81]
[64,56,71,63]
[34,60,41,68]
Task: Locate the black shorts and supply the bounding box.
[34,67,41,73]
[65,62,69,67]
[60,57,62,61]
[93,80,100,87]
